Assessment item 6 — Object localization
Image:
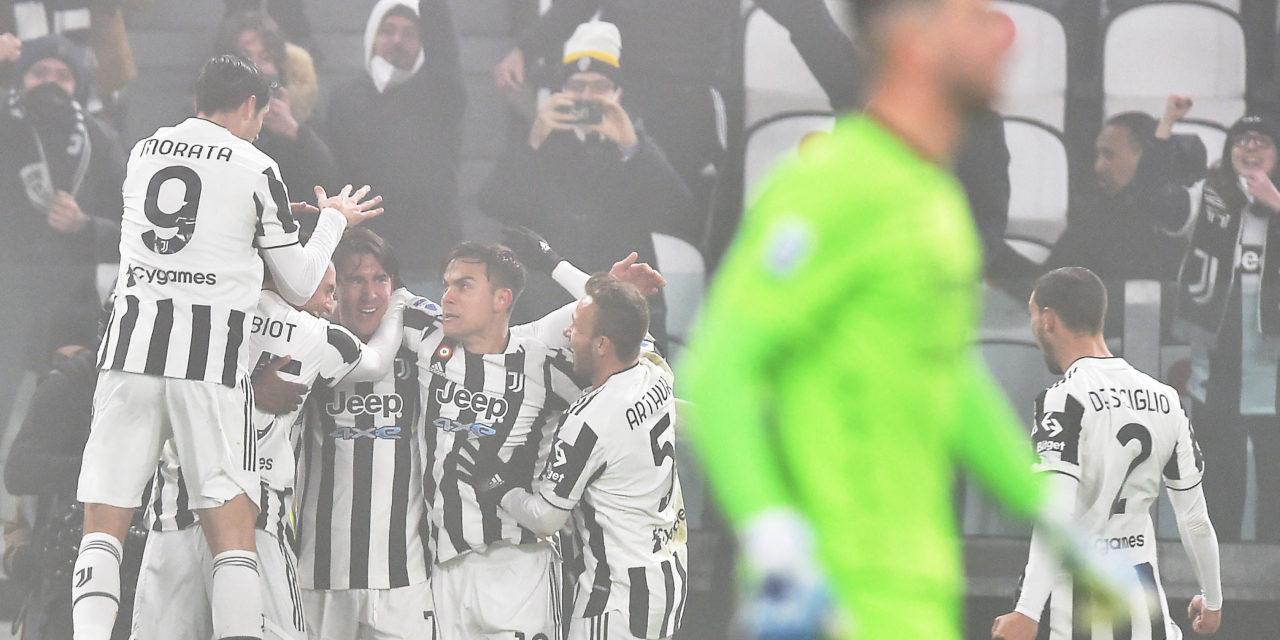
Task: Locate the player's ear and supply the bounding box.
[494,287,514,314]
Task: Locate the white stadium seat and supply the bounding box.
[1172,119,1229,168]
[994,1,1068,130]
[741,113,836,207]
[1002,118,1070,265]
[1104,3,1246,126]
[652,233,707,364]
[742,8,832,126]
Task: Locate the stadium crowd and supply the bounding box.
[0,0,1273,638]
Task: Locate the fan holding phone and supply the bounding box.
[529,22,638,153]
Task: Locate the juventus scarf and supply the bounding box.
[1175,182,1280,343]
[5,83,92,214]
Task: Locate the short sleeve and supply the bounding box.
[316,324,365,387]
[540,411,607,511]
[402,296,442,352]
[1164,411,1206,491]
[253,164,301,250]
[1031,387,1086,479]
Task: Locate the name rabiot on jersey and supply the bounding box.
[147,289,366,538]
[296,346,427,591]
[541,351,688,639]
[402,296,580,565]
[98,117,300,387]
[1026,356,1205,639]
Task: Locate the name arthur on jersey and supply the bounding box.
[626,376,674,430]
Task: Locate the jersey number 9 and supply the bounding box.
[142,165,202,255]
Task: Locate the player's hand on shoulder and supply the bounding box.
[314,184,384,228]
[609,252,666,296]
[991,612,1038,640]
[252,355,308,414]
[1188,595,1221,634]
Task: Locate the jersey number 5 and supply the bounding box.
[142,165,202,255]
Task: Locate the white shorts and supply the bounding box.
[568,611,668,640]
[79,370,258,510]
[130,525,305,640]
[432,541,561,640]
[301,580,436,640]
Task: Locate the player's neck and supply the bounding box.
[590,357,636,388]
[200,111,251,141]
[864,72,962,164]
[1056,335,1113,373]
[460,322,511,355]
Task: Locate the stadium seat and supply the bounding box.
[1103,2,1246,127]
[1002,118,1070,266]
[741,7,832,127]
[993,1,1068,130]
[741,112,836,207]
[1172,119,1228,168]
[652,233,706,365]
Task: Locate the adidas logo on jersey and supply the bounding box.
[429,362,446,376]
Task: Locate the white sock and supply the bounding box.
[211,550,264,639]
[71,532,122,640]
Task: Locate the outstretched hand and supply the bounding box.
[315,184,384,228]
[610,252,666,296]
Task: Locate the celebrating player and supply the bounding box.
[132,261,405,640]
[466,274,688,640]
[73,54,381,640]
[992,267,1223,640]
[680,0,1136,638]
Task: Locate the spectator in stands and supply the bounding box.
[214,9,336,206]
[0,34,124,449]
[225,0,316,58]
[1173,113,1280,544]
[493,0,860,209]
[0,0,152,122]
[478,21,695,337]
[4,342,144,640]
[0,31,19,83]
[1000,96,1203,290]
[324,0,465,280]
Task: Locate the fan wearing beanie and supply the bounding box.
[478,21,699,341]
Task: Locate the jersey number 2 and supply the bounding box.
[1110,422,1152,515]
[142,165,202,255]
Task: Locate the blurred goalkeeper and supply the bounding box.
[680,0,1137,638]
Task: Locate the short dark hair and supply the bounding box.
[194,54,272,116]
[442,242,527,303]
[585,274,649,361]
[333,227,401,287]
[1032,267,1107,335]
[1105,112,1157,151]
[849,0,941,64]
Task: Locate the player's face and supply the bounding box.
[236,28,279,76]
[373,13,421,70]
[565,297,601,380]
[936,0,1015,112]
[440,259,508,340]
[301,264,338,319]
[1231,131,1277,177]
[1028,295,1063,375]
[336,253,392,340]
[1094,125,1143,197]
[22,57,75,99]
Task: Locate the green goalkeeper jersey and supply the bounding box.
[681,116,1047,636]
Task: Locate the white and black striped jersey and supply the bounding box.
[296,347,427,590]
[1022,357,1205,639]
[98,117,301,387]
[146,289,366,537]
[402,297,581,565]
[539,353,688,638]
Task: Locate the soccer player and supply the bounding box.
[679,0,1133,638]
[132,262,406,640]
[992,267,1223,640]
[467,274,688,640]
[403,242,664,639]
[74,54,381,640]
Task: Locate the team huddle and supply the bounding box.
[70,55,686,640]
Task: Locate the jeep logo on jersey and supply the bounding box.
[328,426,403,440]
[431,417,497,437]
[433,382,509,421]
[324,391,404,419]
